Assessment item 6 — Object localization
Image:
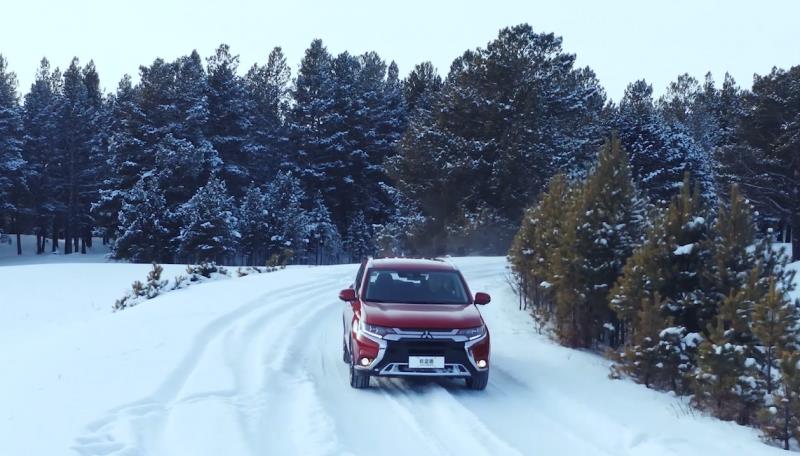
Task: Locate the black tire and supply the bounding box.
[349,363,370,389]
[342,339,350,364]
[466,369,489,390]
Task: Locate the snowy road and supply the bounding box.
[0,258,785,455]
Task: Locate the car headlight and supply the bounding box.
[360,321,394,339]
[457,326,486,340]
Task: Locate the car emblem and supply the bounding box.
[421,331,434,339]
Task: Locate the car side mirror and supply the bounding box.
[474,292,491,305]
[339,288,357,302]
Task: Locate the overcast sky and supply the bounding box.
[2,0,799,101]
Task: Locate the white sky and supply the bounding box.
[2,0,799,101]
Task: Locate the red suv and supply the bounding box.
[340,258,491,390]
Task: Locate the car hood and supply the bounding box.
[361,301,483,329]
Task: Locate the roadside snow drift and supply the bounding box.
[0,258,791,455]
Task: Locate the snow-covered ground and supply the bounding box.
[2,255,796,455]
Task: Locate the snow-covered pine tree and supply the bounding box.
[570,136,645,347]
[751,277,800,394]
[550,189,585,347]
[176,176,239,263]
[238,183,270,266]
[343,210,373,263]
[610,174,717,392]
[657,73,722,200]
[96,75,149,241]
[615,79,698,204]
[305,192,342,265]
[245,46,291,181]
[206,44,252,197]
[616,293,690,391]
[349,54,405,230]
[390,25,606,254]
[287,39,337,201]
[54,58,97,254]
[692,313,766,424]
[659,175,715,333]
[508,174,572,315]
[0,55,27,252]
[403,61,442,114]
[174,50,211,146]
[112,176,172,263]
[22,58,60,253]
[79,61,110,253]
[710,184,757,301]
[758,351,800,450]
[692,261,772,425]
[153,133,210,208]
[372,183,424,258]
[263,170,308,259]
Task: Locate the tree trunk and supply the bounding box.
[81,237,86,254]
[52,220,58,252]
[16,232,21,256]
[791,214,799,262]
[64,228,71,254]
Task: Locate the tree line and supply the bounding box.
[509,137,800,449]
[0,23,798,264]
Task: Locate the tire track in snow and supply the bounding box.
[229,274,351,455]
[71,272,347,456]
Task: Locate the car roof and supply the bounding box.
[367,258,458,272]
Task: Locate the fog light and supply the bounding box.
[360,357,371,366]
[477,359,487,368]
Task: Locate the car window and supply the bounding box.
[364,269,468,304]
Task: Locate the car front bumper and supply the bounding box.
[352,329,490,378]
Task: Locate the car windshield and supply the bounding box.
[363,269,469,304]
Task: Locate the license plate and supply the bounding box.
[408,356,445,369]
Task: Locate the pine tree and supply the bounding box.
[718,65,800,260]
[238,183,270,266]
[660,175,715,333]
[403,61,442,113]
[306,192,341,265]
[54,58,97,254]
[96,75,149,240]
[287,39,337,199]
[603,176,719,386]
[176,176,239,263]
[759,352,800,450]
[609,219,668,346]
[372,184,424,258]
[751,277,800,394]
[509,174,572,315]
[615,79,698,203]
[390,26,606,254]
[343,210,373,262]
[245,46,291,180]
[570,136,645,347]
[551,191,585,347]
[693,317,766,424]
[618,293,668,388]
[112,176,172,262]
[263,171,308,259]
[710,184,757,302]
[206,44,252,197]
[0,55,27,252]
[21,58,60,253]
